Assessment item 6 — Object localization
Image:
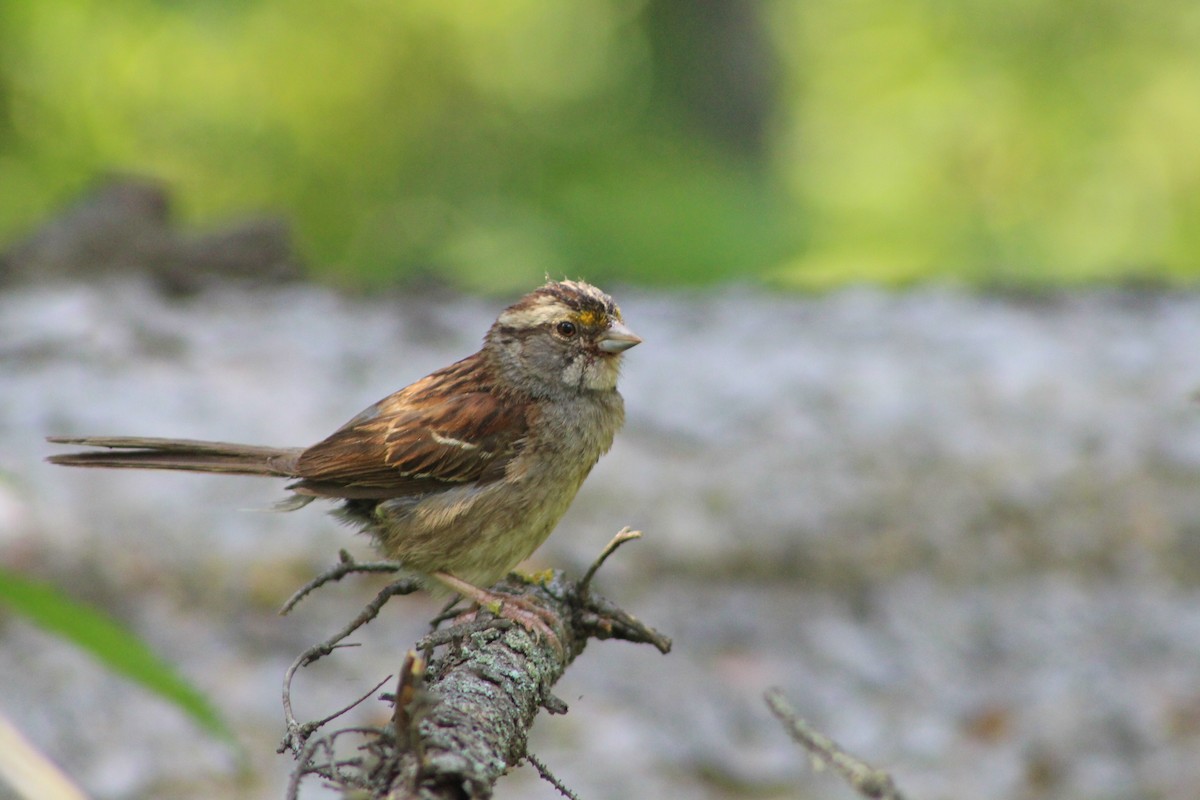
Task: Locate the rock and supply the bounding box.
[0,176,300,292]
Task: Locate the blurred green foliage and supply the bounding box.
[0,0,1197,289]
[770,0,1200,287]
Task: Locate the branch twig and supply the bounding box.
[525,753,582,800]
[279,550,407,615]
[279,575,421,755]
[765,688,911,800]
[577,526,641,595]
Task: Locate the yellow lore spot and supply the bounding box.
[575,310,603,327]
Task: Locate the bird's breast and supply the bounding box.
[360,391,625,588]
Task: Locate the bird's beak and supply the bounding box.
[597,320,643,354]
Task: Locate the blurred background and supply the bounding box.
[2,2,1200,799]
[3,0,1200,289]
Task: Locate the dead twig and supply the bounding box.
[574,592,672,654]
[577,526,641,596]
[525,753,582,800]
[569,527,669,654]
[279,576,421,755]
[765,688,911,800]
[285,726,393,800]
[279,550,407,616]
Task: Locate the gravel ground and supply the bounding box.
[2,278,1199,799]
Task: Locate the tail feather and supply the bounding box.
[46,436,302,477]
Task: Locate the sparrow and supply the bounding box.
[47,279,641,642]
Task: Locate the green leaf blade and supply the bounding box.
[0,566,236,747]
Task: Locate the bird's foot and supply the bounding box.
[432,571,563,655]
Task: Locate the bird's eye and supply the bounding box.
[556,320,577,337]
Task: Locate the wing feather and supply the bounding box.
[288,356,528,500]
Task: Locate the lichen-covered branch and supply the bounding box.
[283,532,670,799]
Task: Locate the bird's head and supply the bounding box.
[486,280,641,397]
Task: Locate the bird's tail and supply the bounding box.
[46,436,302,477]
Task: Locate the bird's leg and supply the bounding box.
[431,571,562,654]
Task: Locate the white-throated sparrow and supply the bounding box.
[48,279,641,640]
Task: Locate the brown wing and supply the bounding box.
[289,360,528,500]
